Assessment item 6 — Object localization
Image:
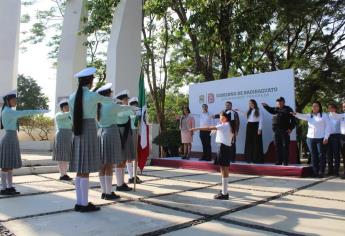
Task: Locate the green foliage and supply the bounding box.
[17,75,49,110]
[20,115,54,141]
[152,129,181,148]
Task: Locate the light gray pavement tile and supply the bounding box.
[164,220,280,236]
[223,195,345,236]
[3,201,198,236]
[146,184,278,215]
[175,173,254,184]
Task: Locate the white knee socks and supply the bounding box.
[80,178,89,206]
[127,163,134,179]
[58,162,69,177]
[7,172,13,188]
[1,171,8,190]
[115,168,124,186]
[75,177,82,205]
[105,175,113,194]
[99,175,106,193]
[222,177,229,195]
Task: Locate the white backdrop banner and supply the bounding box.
[189,69,296,154]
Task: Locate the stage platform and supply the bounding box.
[151,157,313,178]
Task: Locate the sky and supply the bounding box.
[19,1,57,116]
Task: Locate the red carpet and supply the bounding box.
[151,157,313,177]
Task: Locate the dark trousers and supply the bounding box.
[327,133,341,175]
[340,134,345,175]
[231,138,236,162]
[273,129,290,164]
[199,131,212,160]
[307,138,327,175]
[245,122,264,163]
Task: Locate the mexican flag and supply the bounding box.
[138,71,149,171]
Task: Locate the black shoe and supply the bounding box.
[0,189,10,195]
[319,173,324,178]
[101,193,105,199]
[128,176,143,184]
[60,175,72,181]
[214,191,229,200]
[275,162,282,165]
[74,204,83,212]
[283,163,288,166]
[116,183,133,192]
[104,192,121,200]
[181,156,189,160]
[7,187,20,195]
[341,175,345,179]
[80,202,100,213]
[334,173,340,177]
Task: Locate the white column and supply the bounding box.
[106,0,142,97]
[0,0,21,100]
[55,0,88,107]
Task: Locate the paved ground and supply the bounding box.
[1,162,345,235]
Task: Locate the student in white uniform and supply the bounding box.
[328,102,345,178]
[292,101,331,178]
[191,111,234,200]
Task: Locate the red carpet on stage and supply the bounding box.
[151,157,313,178]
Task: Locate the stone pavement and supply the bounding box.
[0,166,344,236]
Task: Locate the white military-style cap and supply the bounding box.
[96,83,112,94]
[115,89,129,100]
[74,67,97,78]
[58,99,69,107]
[3,89,17,98]
[129,97,138,105]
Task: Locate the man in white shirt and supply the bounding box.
[327,103,341,176]
[199,104,213,161]
[329,102,345,179]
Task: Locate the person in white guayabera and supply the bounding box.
[68,67,113,213]
[53,99,73,181]
[191,111,235,200]
[328,102,345,179]
[0,90,48,195]
[291,101,331,178]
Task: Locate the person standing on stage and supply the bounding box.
[328,102,345,178]
[212,101,240,163]
[179,106,195,159]
[198,104,214,161]
[115,90,142,187]
[326,103,341,176]
[69,67,113,212]
[53,99,73,181]
[235,99,264,163]
[262,97,296,165]
[191,111,235,200]
[292,101,330,178]
[1,90,48,195]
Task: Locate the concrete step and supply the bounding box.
[14,165,59,176]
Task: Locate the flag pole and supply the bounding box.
[134,120,140,192]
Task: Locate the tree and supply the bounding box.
[17,75,49,110]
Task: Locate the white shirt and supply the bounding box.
[199,112,214,128]
[295,113,331,140]
[329,112,345,135]
[247,109,263,130]
[327,113,340,134]
[215,122,233,147]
